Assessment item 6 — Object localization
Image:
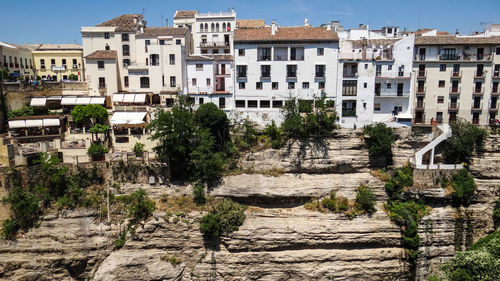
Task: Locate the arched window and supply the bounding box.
[205,23,208,31]
[227,22,231,31]
[200,23,203,31]
[211,23,214,32]
[216,23,219,32]
[222,23,226,30]
[140,77,150,88]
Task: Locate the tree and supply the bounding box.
[190,129,224,185]
[355,185,376,214]
[363,123,395,158]
[1,186,42,240]
[193,183,206,205]
[8,106,34,119]
[200,198,246,238]
[87,143,108,160]
[118,188,155,225]
[71,104,108,126]
[443,119,487,164]
[194,103,230,152]
[263,121,283,149]
[450,169,476,207]
[89,124,110,141]
[133,142,146,157]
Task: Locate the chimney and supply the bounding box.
[326,22,332,31]
[455,29,459,35]
[140,26,144,33]
[271,20,278,35]
[304,18,310,27]
[133,16,138,24]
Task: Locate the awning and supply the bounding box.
[76,97,91,105]
[110,112,147,125]
[30,97,47,107]
[122,94,135,103]
[25,119,43,128]
[47,96,62,101]
[8,120,26,129]
[61,96,77,105]
[90,97,106,104]
[134,93,146,103]
[112,94,124,103]
[42,119,60,127]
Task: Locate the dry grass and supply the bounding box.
[155,194,210,213]
[225,165,286,177]
[370,169,390,182]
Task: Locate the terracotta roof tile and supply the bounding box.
[36,44,82,50]
[84,50,117,59]
[234,26,338,42]
[174,10,198,19]
[97,14,142,32]
[237,20,266,28]
[135,27,188,37]
[187,54,233,61]
[415,35,500,45]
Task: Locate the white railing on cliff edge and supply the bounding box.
[413,124,463,170]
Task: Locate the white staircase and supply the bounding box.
[414,124,463,170]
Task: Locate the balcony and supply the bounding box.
[493,71,500,79]
[375,91,410,97]
[473,86,485,95]
[464,54,491,61]
[200,41,230,48]
[342,109,356,117]
[237,72,247,79]
[343,72,358,78]
[489,102,498,111]
[258,55,272,61]
[439,54,461,61]
[260,72,271,80]
[451,71,462,78]
[448,101,460,111]
[286,72,297,79]
[416,86,426,95]
[471,103,482,111]
[415,102,425,110]
[474,70,486,78]
[450,86,461,95]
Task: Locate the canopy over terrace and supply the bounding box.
[110,112,148,136]
[7,116,63,140]
[112,93,159,106]
[61,96,106,106]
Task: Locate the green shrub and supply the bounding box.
[298,99,313,113]
[114,231,127,249]
[321,192,337,211]
[494,199,500,229]
[117,188,155,225]
[385,164,413,200]
[133,142,146,157]
[68,74,78,81]
[87,143,108,158]
[8,105,34,119]
[200,198,246,238]
[336,197,349,212]
[355,185,376,214]
[363,123,395,157]
[263,121,283,149]
[1,186,42,240]
[450,169,475,207]
[193,183,206,205]
[386,200,428,253]
[443,119,487,164]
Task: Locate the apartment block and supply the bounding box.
[0,41,34,79]
[413,34,500,126]
[26,44,84,81]
[233,20,339,124]
[337,25,414,128]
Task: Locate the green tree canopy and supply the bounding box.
[194,103,230,152]
[443,119,487,164]
[71,104,108,126]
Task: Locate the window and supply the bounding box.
[374,103,381,111]
[124,76,129,87]
[61,59,66,66]
[272,82,278,90]
[199,98,204,105]
[256,82,263,90]
[192,78,197,86]
[363,82,367,88]
[317,48,324,56]
[288,82,295,89]
[238,49,245,56]
[40,59,45,69]
[51,59,56,67]
[440,64,446,71]
[315,65,325,77]
[286,65,297,77]
[159,40,165,45]
[104,32,110,39]
[493,82,499,93]
[318,81,325,89]
[236,100,246,108]
[98,77,106,89]
[145,40,151,52]
[237,65,247,78]
[388,65,393,71]
[261,65,270,77]
[248,100,258,108]
[239,82,246,89]
[398,65,404,76]
[97,61,105,69]
[436,112,443,123]
[272,100,283,108]
[63,75,67,80]
[73,59,78,68]
[122,45,130,56]
[302,82,309,89]
[169,54,175,65]
[176,39,181,45]
[140,77,150,88]
[122,34,129,41]
[123,59,130,67]
[219,97,226,108]
[206,78,211,86]
[170,76,176,87]
[438,80,445,88]
[497,47,500,55]
[105,45,110,50]
[196,64,203,71]
[387,83,392,89]
[440,48,457,60]
[257,47,271,61]
[342,80,357,96]
[260,100,270,108]
[437,96,444,104]
[376,65,382,76]
[364,64,368,69]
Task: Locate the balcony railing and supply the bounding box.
[258,55,272,61]
[439,55,461,61]
[261,72,271,78]
[315,72,325,78]
[200,41,230,47]
[417,86,426,94]
[98,84,106,89]
[417,70,427,78]
[286,72,297,78]
[474,70,486,78]
[416,102,425,110]
[471,103,482,111]
[493,71,500,78]
[450,86,461,94]
[342,109,356,117]
[451,70,462,78]
[473,86,485,94]
[237,72,247,78]
[344,72,358,78]
[448,101,460,111]
[375,91,410,97]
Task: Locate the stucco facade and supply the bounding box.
[28,44,84,81]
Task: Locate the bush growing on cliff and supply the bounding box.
[363,123,395,158]
[442,169,476,207]
[193,183,206,205]
[1,186,42,240]
[117,188,155,225]
[494,199,500,229]
[355,186,377,215]
[384,164,413,200]
[442,119,487,164]
[200,198,246,239]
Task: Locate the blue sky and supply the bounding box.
[1,0,499,44]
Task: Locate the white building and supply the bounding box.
[232,21,339,124]
[185,54,234,111]
[0,41,34,79]
[336,26,414,128]
[193,10,236,55]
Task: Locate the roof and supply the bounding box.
[135,27,188,37]
[187,54,234,61]
[174,10,198,19]
[36,44,82,50]
[96,14,143,32]
[415,35,500,45]
[237,19,266,28]
[10,115,61,121]
[234,26,338,42]
[84,50,117,59]
[0,41,31,51]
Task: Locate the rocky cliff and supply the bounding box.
[0,129,498,280]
